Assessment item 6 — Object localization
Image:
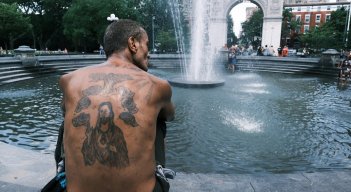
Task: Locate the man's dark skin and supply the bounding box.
[59,20,175,192]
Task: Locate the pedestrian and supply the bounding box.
[58,19,175,192]
[269,45,275,56]
[228,49,236,72]
[99,44,104,55]
[257,46,263,56]
[277,47,282,57]
[282,46,289,57]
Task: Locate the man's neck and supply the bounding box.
[107,52,141,70]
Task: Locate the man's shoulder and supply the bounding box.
[145,72,169,86]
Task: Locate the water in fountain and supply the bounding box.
[168,0,188,76]
[187,0,216,81]
[168,0,224,87]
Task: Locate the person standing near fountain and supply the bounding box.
[59,19,175,192]
[228,48,236,73]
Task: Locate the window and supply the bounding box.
[296,15,301,22]
[327,6,331,11]
[296,26,301,33]
[298,7,301,11]
[304,25,310,33]
[326,14,331,22]
[317,6,321,11]
[305,14,310,23]
[307,6,310,12]
[316,14,321,23]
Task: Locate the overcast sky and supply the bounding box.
[230,2,257,37]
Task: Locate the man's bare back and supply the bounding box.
[59,19,174,192]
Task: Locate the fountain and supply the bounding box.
[168,0,225,88]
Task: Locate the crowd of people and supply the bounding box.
[222,44,293,58]
[224,44,293,72]
[257,45,290,57]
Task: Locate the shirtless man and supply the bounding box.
[59,19,175,192]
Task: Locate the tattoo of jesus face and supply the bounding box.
[74,102,130,168]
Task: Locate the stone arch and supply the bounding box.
[208,0,283,52]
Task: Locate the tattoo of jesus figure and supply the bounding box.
[73,102,129,168]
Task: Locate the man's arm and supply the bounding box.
[158,81,175,122]
[159,102,175,122]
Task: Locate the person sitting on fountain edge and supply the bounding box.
[59,19,175,192]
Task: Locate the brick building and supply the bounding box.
[284,0,350,34]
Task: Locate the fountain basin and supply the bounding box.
[168,78,225,88]
[0,69,351,174]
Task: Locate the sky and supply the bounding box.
[230,2,257,37]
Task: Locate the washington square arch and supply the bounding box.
[184,0,283,51]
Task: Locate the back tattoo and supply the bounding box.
[71,72,153,168]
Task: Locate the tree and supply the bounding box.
[299,7,348,51]
[281,8,301,48]
[63,0,140,52]
[1,0,72,50]
[156,30,177,52]
[0,3,31,51]
[227,14,237,47]
[0,0,179,53]
[139,0,178,51]
[240,9,263,48]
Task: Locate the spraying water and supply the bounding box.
[187,0,216,81]
[169,0,219,82]
[168,0,188,76]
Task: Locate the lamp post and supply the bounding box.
[152,16,155,53]
[345,2,351,48]
[107,14,119,21]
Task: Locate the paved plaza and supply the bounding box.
[0,141,350,192]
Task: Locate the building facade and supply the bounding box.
[284,1,350,34]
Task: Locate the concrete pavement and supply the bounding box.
[0,141,350,192]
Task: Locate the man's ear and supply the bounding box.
[128,36,138,54]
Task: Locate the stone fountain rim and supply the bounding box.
[168,78,225,88]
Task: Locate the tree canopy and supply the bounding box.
[227,14,237,47]
[299,7,349,51]
[240,9,263,48]
[0,2,31,50]
[0,0,179,52]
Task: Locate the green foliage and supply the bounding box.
[0,0,179,52]
[63,0,139,51]
[0,0,72,50]
[227,14,237,47]
[240,9,263,48]
[281,8,302,48]
[299,26,339,50]
[137,0,176,51]
[156,30,177,52]
[299,7,348,51]
[0,2,31,49]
